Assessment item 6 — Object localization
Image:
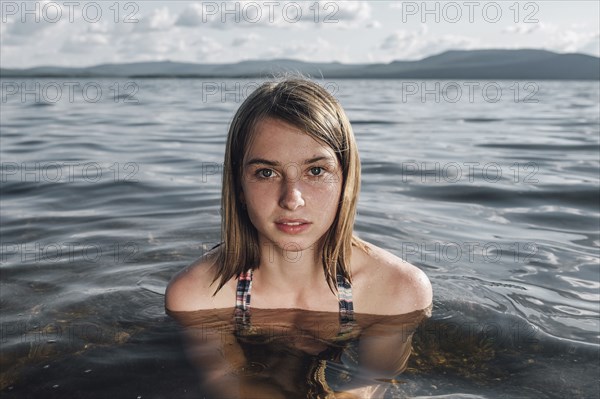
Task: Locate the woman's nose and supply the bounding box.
[279,179,305,210]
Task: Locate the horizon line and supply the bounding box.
[2,47,599,71]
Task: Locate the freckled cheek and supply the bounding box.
[311,181,340,196]
[242,189,273,229]
[243,184,278,212]
[305,182,342,213]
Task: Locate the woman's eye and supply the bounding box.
[309,167,323,176]
[257,169,273,178]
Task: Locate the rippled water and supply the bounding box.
[1,78,599,398]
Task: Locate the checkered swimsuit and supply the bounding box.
[234,269,356,333]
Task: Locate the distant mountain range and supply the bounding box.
[1,49,598,80]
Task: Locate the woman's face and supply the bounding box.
[241,117,342,254]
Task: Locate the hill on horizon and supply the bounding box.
[1,49,598,80]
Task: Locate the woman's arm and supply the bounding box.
[173,313,314,399]
[334,308,431,398]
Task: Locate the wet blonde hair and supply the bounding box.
[213,77,368,294]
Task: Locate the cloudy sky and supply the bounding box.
[1,1,598,68]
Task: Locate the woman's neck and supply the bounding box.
[254,240,326,290]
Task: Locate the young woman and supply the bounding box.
[165,77,432,398]
[165,77,431,321]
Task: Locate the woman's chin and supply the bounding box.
[262,237,319,254]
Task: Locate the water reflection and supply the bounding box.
[168,307,430,398]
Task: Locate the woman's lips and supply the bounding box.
[275,219,311,234]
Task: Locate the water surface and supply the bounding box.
[1,78,598,398]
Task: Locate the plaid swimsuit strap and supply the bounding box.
[335,272,356,333]
[234,269,356,333]
[234,269,253,327]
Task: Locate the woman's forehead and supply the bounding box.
[244,118,338,165]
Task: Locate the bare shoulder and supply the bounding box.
[352,241,433,315]
[165,247,232,312]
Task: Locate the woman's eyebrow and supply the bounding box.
[245,156,335,167]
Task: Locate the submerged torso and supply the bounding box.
[169,303,428,399]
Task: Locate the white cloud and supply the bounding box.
[87,21,110,34]
[175,2,273,29]
[366,20,381,29]
[173,1,373,30]
[379,25,479,61]
[231,33,261,47]
[503,22,543,35]
[3,5,58,38]
[381,30,415,50]
[258,37,351,63]
[380,24,428,51]
[525,22,600,55]
[193,36,224,60]
[333,1,371,22]
[135,7,176,32]
[549,29,600,54]
[311,1,375,30]
[175,3,205,27]
[281,37,332,56]
[577,34,600,57]
[61,34,109,53]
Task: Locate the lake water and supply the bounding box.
[1,78,598,398]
